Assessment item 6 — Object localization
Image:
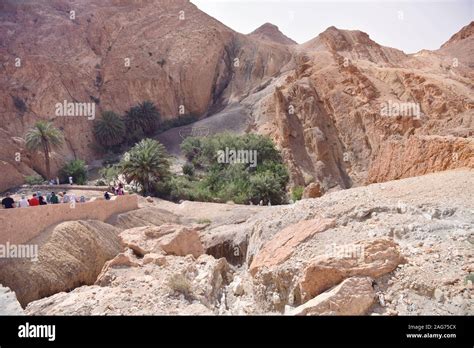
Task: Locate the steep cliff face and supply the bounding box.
[250,25,473,190]
[0,0,472,193]
[0,0,292,189]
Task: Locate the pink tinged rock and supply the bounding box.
[288,277,376,316]
[249,218,336,276]
[158,226,204,258]
[298,238,404,301]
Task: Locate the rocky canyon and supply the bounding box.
[0,0,473,318]
[0,0,472,192]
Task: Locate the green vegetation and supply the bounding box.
[93,111,126,148]
[24,174,44,186]
[182,163,195,177]
[99,164,121,186]
[119,139,170,196]
[167,274,194,301]
[25,121,64,180]
[292,186,304,202]
[92,102,198,154]
[196,218,212,225]
[94,126,289,205]
[176,133,289,205]
[124,101,161,142]
[59,159,88,185]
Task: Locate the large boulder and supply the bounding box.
[298,238,404,301]
[302,182,324,199]
[288,277,376,316]
[0,221,122,307]
[119,224,204,258]
[249,218,336,276]
[158,225,204,258]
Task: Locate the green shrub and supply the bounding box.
[24,174,44,186]
[182,163,195,177]
[93,111,126,148]
[59,159,88,185]
[174,133,289,205]
[124,101,160,141]
[99,165,121,186]
[119,139,170,196]
[465,273,474,285]
[248,172,287,205]
[167,274,194,301]
[292,186,304,201]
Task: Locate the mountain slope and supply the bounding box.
[0,0,292,189]
[0,0,472,194]
[249,23,297,45]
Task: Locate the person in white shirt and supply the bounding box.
[69,193,77,204]
[69,176,73,185]
[18,195,29,208]
[62,192,70,204]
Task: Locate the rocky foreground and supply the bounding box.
[1,169,471,316]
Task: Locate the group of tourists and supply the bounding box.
[1,191,86,209]
[104,183,125,200]
[2,182,127,209]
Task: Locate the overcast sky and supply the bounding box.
[191,0,473,53]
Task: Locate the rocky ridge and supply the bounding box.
[1,1,472,194]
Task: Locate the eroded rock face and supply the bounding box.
[288,277,376,316]
[298,238,404,302]
[367,136,474,183]
[1,2,471,192]
[26,254,233,315]
[158,225,204,258]
[0,220,122,307]
[0,284,25,315]
[251,24,473,189]
[0,0,293,190]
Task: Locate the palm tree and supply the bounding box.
[25,121,64,180]
[124,101,160,136]
[120,138,170,195]
[93,111,126,147]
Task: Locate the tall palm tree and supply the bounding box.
[25,120,64,180]
[120,138,170,195]
[124,101,160,136]
[93,111,126,147]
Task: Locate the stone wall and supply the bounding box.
[0,195,139,245]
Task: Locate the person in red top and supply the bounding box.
[28,193,40,207]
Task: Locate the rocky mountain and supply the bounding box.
[249,23,297,45]
[248,24,473,190]
[0,0,292,189]
[0,0,472,194]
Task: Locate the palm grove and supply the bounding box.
[24,101,290,205]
